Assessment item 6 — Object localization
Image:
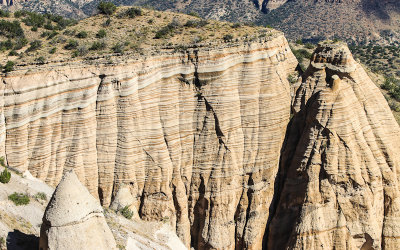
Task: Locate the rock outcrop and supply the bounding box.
[1,33,297,249]
[39,170,117,250]
[267,42,400,249]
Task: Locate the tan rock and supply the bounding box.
[0,35,298,249]
[268,42,400,250]
[39,169,117,250]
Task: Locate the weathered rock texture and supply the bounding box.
[267,42,400,249]
[39,169,117,250]
[1,33,297,249]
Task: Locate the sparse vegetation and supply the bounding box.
[120,206,134,219]
[34,192,47,201]
[98,2,117,15]
[0,168,11,184]
[64,39,78,50]
[2,61,15,73]
[96,29,107,38]
[26,40,42,52]
[8,193,30,206]
[223,34,234,42]
[76,31,88,39]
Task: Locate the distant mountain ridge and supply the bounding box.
[1,0,399,43]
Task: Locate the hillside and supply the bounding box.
[1,0,400,44]
[0,7,273,70]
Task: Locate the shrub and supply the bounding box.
[75,45,88,57]
[64,39,78,50]
[188,11,200,18]
[76,31,88,39]
[296,39,303,45]
[184,19,208,28]
[44,21,54,30]
[35,56,45,64]
[23,12,46,27]
[8,193,30,206]
[120,206,133,219]
[223,34,234,42]
[49,47,57,54]
[0,39,13,51]
[0,10,10,18]
[0,168,11,184]
[119,7,142,18]
[3,61,15,73]
[26,40,42,52]
[98,2,117,15]
[0,20,25,38]
[34,192,47,201]
[102,18,112,27]
[0,157,5,167]
[111,43,124,54]
[13,38,28,50]
[90,41,106,50]
[8,50,18,56]
[96,29,107,38]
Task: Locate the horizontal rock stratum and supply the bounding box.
[0,36,399,249]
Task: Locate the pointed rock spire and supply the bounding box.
[39,169,117,250]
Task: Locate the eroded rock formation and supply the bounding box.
[0,33,297,249]
[39,169,117,250]
[1,32,400,248]
[268,42,400,249]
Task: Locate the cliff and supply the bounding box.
[268,42,400,249]
[0,33,298,249]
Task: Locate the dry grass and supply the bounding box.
[0,6,274,68]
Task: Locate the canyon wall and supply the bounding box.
[0,33,297,249]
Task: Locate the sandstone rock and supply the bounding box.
[39,169,117,250]
[268,42,400,249]
[0,35,297,249]
[111,184,139,220]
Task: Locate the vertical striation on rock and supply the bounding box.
[39,169,117,250]
[0,34,298,249]
[268,42,400,250]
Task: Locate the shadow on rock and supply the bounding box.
[7,230,39,250]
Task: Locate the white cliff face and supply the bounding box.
[0,34,297,249]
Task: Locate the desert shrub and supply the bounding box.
[13,38,28,50]
[34,192,47,201]
[102,18,112,27]
[64,39,78,50]
[296,39,303,45]
[13,10,25,18]
[0,157,5,167]
[76,31,88,39]
[389,101,400,112]
[98,2,117,15]
[96,29,107,38]
[0,39,13,51]
[231,23,241,28]
[305,43,315,49]
[0,20,25,38]
[75,45,88,56]
[8,50,18,56]
[3,61,15,73]
[49,47,57,54]
[35,56,45,64]
[111,43,124,54]
[0,10,10,18]
[26,40,42,52]
[90,41,106,50]
[223,34,234,42]
[120,206,133,219]
[0,168,11,184]
[118,7,142,18]
[155,19,181,39]
[23,12,45,28]
[184,19,208,28]
[188,11,200,18]
[8,193,30,206]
